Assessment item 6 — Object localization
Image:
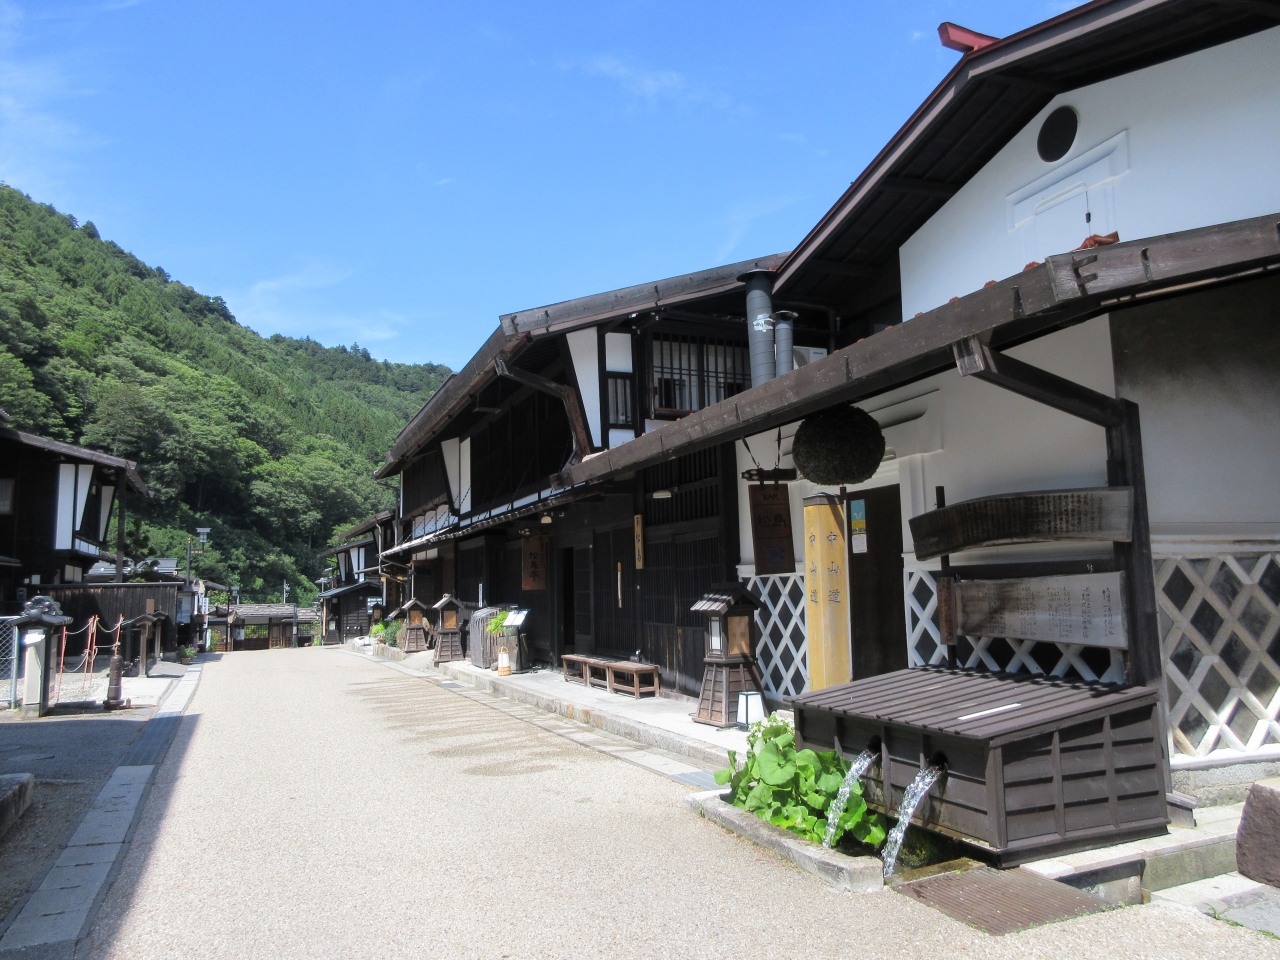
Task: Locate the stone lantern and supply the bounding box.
[691,585,765,728]
[14,596,73,719]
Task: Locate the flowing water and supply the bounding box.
[821,749,878,848]
[879,764,945,878]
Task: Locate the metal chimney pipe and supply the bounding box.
[740,269,776,388]
[774,311,797,379]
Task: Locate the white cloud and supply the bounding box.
[227,264,407,347]
[712,195,798,263]
[583,54,733,111]
[435,177,455,186]
[0,3,93,197]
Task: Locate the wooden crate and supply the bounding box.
[792,667,1168,866]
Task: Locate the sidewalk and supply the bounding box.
[412,652,749,769]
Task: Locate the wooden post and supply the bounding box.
[115,480,125,584]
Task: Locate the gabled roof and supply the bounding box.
[775,0,1280,307]
[375,253,787,479]
[336,511,394,543]
[0,427,149,494]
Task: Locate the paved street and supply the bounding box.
[78,649,1280,959]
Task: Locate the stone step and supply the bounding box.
[0,772,35,840]
[1022,802,1242,905]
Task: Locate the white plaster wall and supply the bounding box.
[604,333,633,373]
[458,437,472,514]
[440,437,461,507]
[735,317,1115,574]
[566,328,603,447]
[900,26,1280,319]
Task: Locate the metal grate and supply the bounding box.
[0,619,17,707]
[893,865,1105,935]
[649,335,747,418]
[746,574,809,699]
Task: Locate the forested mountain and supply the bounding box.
[0,185,449,602]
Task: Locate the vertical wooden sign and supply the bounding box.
[803,494,850,691]
[633,514,645,570]
[748,484,795,575]
[521,536,547,591]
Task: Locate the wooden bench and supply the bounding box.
[561,654,659,699]
[606,662,659,699]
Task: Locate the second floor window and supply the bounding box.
[650,335,748,418]
[606,373,633,428]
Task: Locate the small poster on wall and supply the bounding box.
[748,484,795,575]
[521,536,548,591]
[848,498,868,554]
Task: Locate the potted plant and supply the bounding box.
[178,644,196,665]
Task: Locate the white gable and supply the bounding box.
[899,26,1280,320]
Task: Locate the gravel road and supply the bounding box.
[82,649,1280,959]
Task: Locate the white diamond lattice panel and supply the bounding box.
[747,574,808,699]
[1158,553,1280,758]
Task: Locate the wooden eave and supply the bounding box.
[558,211,1280,488]
[375,254,789,479]
[1,427,150,495]
[774,0,1280,308]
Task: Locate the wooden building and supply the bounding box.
[548,3,1280,801]
[375,0,1280,807]
[0,421,148,614]
[227,603,319,650]
[319,513,395,641]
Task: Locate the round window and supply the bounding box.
[1037,106,1078,162]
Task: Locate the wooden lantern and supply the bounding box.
[432,594,471,663]
[395,598,432,653]
[691,586,765,727]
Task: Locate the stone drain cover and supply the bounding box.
[893,864,1106,935]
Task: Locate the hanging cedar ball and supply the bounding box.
[792,405,885,485]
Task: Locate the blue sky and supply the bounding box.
[0,1,1080,369]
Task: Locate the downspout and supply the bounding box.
[739,269,776,388]
[774,311,797,379]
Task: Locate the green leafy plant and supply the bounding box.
[715,713,887,849]
[179,644,196,660]
[487,610,509,636]
[382,620,402,646]
[370,622,386,636]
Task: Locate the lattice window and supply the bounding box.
[902,569,1126,683]
[747,574,808,699]
[1158,553,1280,758]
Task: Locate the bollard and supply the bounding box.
[103,655,128,711]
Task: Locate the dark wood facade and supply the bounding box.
[0,429,145,614]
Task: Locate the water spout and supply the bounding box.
[822,749,878,848]
[880,764,946,878]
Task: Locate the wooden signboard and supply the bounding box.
[748,484,795,575]
[521,537,547,591]
[910,487,1133,561]
[633,514,644,570]
[803,494,850,691]
[938,571,1128,649]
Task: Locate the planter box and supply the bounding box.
[684,789,883,892]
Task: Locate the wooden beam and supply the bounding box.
[494,358,593,465]
[952,336,1125,427]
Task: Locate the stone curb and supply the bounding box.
[0,773,35,842]
[685,789,884,893]
[433,660,731,771]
